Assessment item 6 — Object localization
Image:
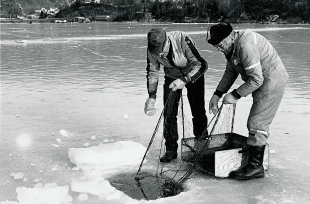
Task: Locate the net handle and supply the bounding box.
[136,91,177,178]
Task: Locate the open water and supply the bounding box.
[1,22,310,203]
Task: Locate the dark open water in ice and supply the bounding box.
[1,22,310,203]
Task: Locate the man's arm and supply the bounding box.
[236,43,264,97]
[146,53,160,99]
[181,35,208,83]
[215,61,239,97]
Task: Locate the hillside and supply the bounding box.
[0,0,72,17]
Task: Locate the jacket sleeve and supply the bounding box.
[146,52,160,99]
[216,61,239,94]
[236,43,264,97]
[181,35,208,83]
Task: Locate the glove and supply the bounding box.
[144,98,156,116]
[169,78,186,92]
[223,92,239,104]
[209,94,220,114]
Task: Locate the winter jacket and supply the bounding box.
[146,31,208,99]
[216,30,289,98]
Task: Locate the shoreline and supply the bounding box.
[1,18,309,25]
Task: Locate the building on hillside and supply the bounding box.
[95,15,110,21]
[75,16,86,22]
[47,8,60,16]
[135,7,154,22]
[85,0,101,3]
[100,0,141,5]
[73,0,100,3]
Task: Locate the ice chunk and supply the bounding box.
[59,129,73,138]
[0,201,18,204]
[71,177,115,196]
[34,182,43,188]
[68,141,146,171]
[14,172,24,180]
[78,193,89,201]
[106,191,122,200]
[16,182,72,204]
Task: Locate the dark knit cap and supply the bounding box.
[147,28,166,54]
[207,23,233,46]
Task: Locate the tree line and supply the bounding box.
[1,0,309,23]
[55,0,309,23]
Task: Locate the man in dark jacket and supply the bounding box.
[144,28,209,162]
[207,23,289,180]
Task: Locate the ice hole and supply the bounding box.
[108,173,183,200]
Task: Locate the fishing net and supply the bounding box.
[131,91,237,200]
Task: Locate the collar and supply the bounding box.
[160,37,171,58]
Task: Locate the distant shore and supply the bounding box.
[1,18,309,25]
[0,18,65,24]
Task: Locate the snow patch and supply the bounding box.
[16,182,72,204]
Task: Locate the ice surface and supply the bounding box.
[2,141,147,204]
[1,24,309,204]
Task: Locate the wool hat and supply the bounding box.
[207,23,233,46]
[147,28,166,54]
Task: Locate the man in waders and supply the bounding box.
[144,28,208,163]
[207,23,289,180]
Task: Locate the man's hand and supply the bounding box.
[144,98,156,116]
[169,78,186,92]
[209,95,220,114]
[223,92,239,104]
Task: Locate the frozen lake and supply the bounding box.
[1,22,310,203]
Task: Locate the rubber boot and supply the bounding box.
[228,146,249,178]
[160,151,177,163]
[230,145,265,180]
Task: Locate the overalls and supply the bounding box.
[216,30,289,146]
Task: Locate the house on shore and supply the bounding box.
[95,15,110,21]
[74,17,91,23]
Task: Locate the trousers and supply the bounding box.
[247,80,287,146]
[163,76,208,151]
